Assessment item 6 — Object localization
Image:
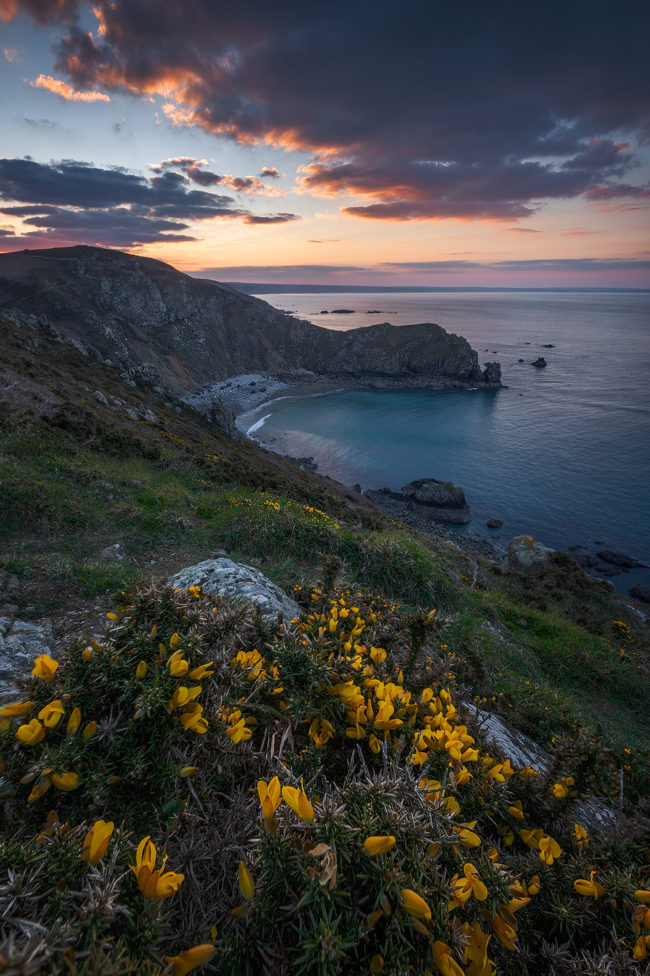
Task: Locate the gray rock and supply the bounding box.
[465,703,551,771]
[482,362,501,385]
[486,518,503,528]
[169,558,300,621]
[531,357,547,367]
[502,535,554,573]
[401,478,471,524]
[94,390,108,405]
[99,543,128,562]
[0,620,54,704]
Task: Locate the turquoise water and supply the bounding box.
[247,292,650,591]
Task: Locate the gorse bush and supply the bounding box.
[1,582,648,975]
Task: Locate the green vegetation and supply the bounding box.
[1,315,649,973]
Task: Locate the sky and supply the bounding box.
[0,0,649,287]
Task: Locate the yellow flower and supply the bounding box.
[370,954,384,973]
[170,632,181,649]
[527,875,541,896]
[31,654,59,681]
[188,662,215,680]
[452,824,481,848]
[83,820,115,865]
[52,772,79,791]
[168,685,202,710]
[15,718,46,745]
[130,836,185,901]
[82,721,98,739]
[635,890,650,904]
[0,700,33,717]
[573,871,605,899]
[508,800,525,821]
[364,836,396,855]
[165,945,216,976]
[573,823,589,848]
[538,835,561,866]
[106,612,118,621]
[181,703,209,734]
[238,860,255,900]
[136,660,147,679]
[180,766,197,777]
[257,776,282,823]
[168,649,189,677]
[433,940,464,976]
[451,863,488,903]
[38,699,64,729]
[66,707,82,734]
[27,774,52,803]
[282,783,314,822]
[400,888,431,920]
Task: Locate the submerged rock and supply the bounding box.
[169,558,300,621]
[487,518,503,529]
[502,535,554,573]
[401,478,471,524]
[596,550,647,569]
[530,357,547,367]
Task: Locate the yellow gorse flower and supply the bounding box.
[0,700,33,717]
[168,649,189,677]
[282,783,314,822]
[83,819,115,865]
[15,718,46,745]
[573,870,605,899]
[451,862,488,903]
[538,835,561,866]
[364,835,396,855]
[400,888,432,920]
[82,721,97,739]
[238,860,255,900]
[165,945,217,976]
[136,660,147,679]
[31,654,59,681]
[66,707,82,734]
[181,703,208,734]
[52,772,79,791]
[433,940,464,976]
[130,836,185,901]
[257,776,282,822]
[38,699,64,728]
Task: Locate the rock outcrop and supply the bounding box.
[0,618,54,704]
[0,246,501,395]
[169,558,300,621]
[502,535,554,573]
[401,478,471,524]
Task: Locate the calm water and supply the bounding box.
[247,292,650,591]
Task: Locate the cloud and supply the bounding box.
[30,73,110,102]
[260,166,279,178]
[22,116,58,128]
[3,0,646,222]
[0,156,252,247]
[243,212,300,224]
[3,46,19,62]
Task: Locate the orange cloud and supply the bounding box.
[31,74,110,102]
[0,0,17,21]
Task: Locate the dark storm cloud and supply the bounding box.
[243,213,300,224]
[0,156,252,247]
[6,0,647,221]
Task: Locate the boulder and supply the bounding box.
[99,543,128,562]
[531,357,547,367]
[401,478,471,524]
[0,618,54,704]
[486,519,503,529]
[596,550,647,569]
[169,558,300,621]
[502,535,554,573]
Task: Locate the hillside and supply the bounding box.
[0,246,501,394]
[0,311,649,975]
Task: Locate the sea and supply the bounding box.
[244,291,650,596]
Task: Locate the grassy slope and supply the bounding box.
[1,314,648,754]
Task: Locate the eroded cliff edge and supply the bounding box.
[0,246,501,394]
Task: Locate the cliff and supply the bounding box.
[0,246,500,393]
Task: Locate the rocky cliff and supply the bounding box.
[0,246,501,393]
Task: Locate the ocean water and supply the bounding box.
[246,291,650,593]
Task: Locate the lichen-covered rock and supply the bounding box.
[0,619,53,704]
[169,558,300,621]
[502,535,554,573]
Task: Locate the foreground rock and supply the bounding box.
[502,535,555,573]
[169,558,300,621]
[629,584,650,604]
[0,618,53,704]
[401,478,471,524]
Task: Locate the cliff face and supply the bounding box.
[0,246,500,391]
